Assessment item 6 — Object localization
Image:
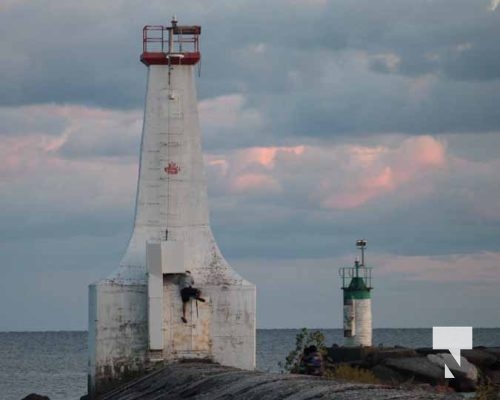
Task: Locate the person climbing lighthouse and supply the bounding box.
[179,270,205,323]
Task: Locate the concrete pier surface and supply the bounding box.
[96,362,461,400]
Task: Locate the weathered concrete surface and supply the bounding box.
[98,362,462,400]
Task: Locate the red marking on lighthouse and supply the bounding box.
[165,162,180,175]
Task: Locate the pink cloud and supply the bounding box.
[368,167,395,190]
[207,137,446,207]
[0,104,140,212]
[389,135,446,182]
[0,135,61,180]
[3,101,489,223]
[318,136,446,209]
[206,146,304,195]
[236,146,305,169]
[0,133,137,212]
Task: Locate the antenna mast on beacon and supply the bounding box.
[88,18,256,398]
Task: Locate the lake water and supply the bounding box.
[1,328,499,400]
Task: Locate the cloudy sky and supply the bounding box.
[1,0,499,331]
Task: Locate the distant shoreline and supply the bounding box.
[2,327,500,333]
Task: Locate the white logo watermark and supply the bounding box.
[432,327,473,378]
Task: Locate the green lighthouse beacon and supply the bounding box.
[339,239,373,347]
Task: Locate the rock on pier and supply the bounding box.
[96,362,461,400]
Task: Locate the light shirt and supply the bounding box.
[179,274,194,289]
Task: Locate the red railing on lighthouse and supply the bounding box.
[141,18,201,66]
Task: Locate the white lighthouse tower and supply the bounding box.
[339,240,373,347]
[88,19,256,397]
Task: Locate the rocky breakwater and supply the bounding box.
[93,361,463,400]
[328,345,500,393]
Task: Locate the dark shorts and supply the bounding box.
[181,287,200,303]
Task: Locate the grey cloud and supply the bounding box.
[443,132,500,162]
[212,190,500,262]
[1,0,498,113]
[0,1,151,108]
[0,107,68,136]
[0,208,133,243]
[58,137,140,158]
[283,78,500,136]
[57,122,141,159]
[204,0,500,137]
[312,0,500,82]
[443,44,500,81]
